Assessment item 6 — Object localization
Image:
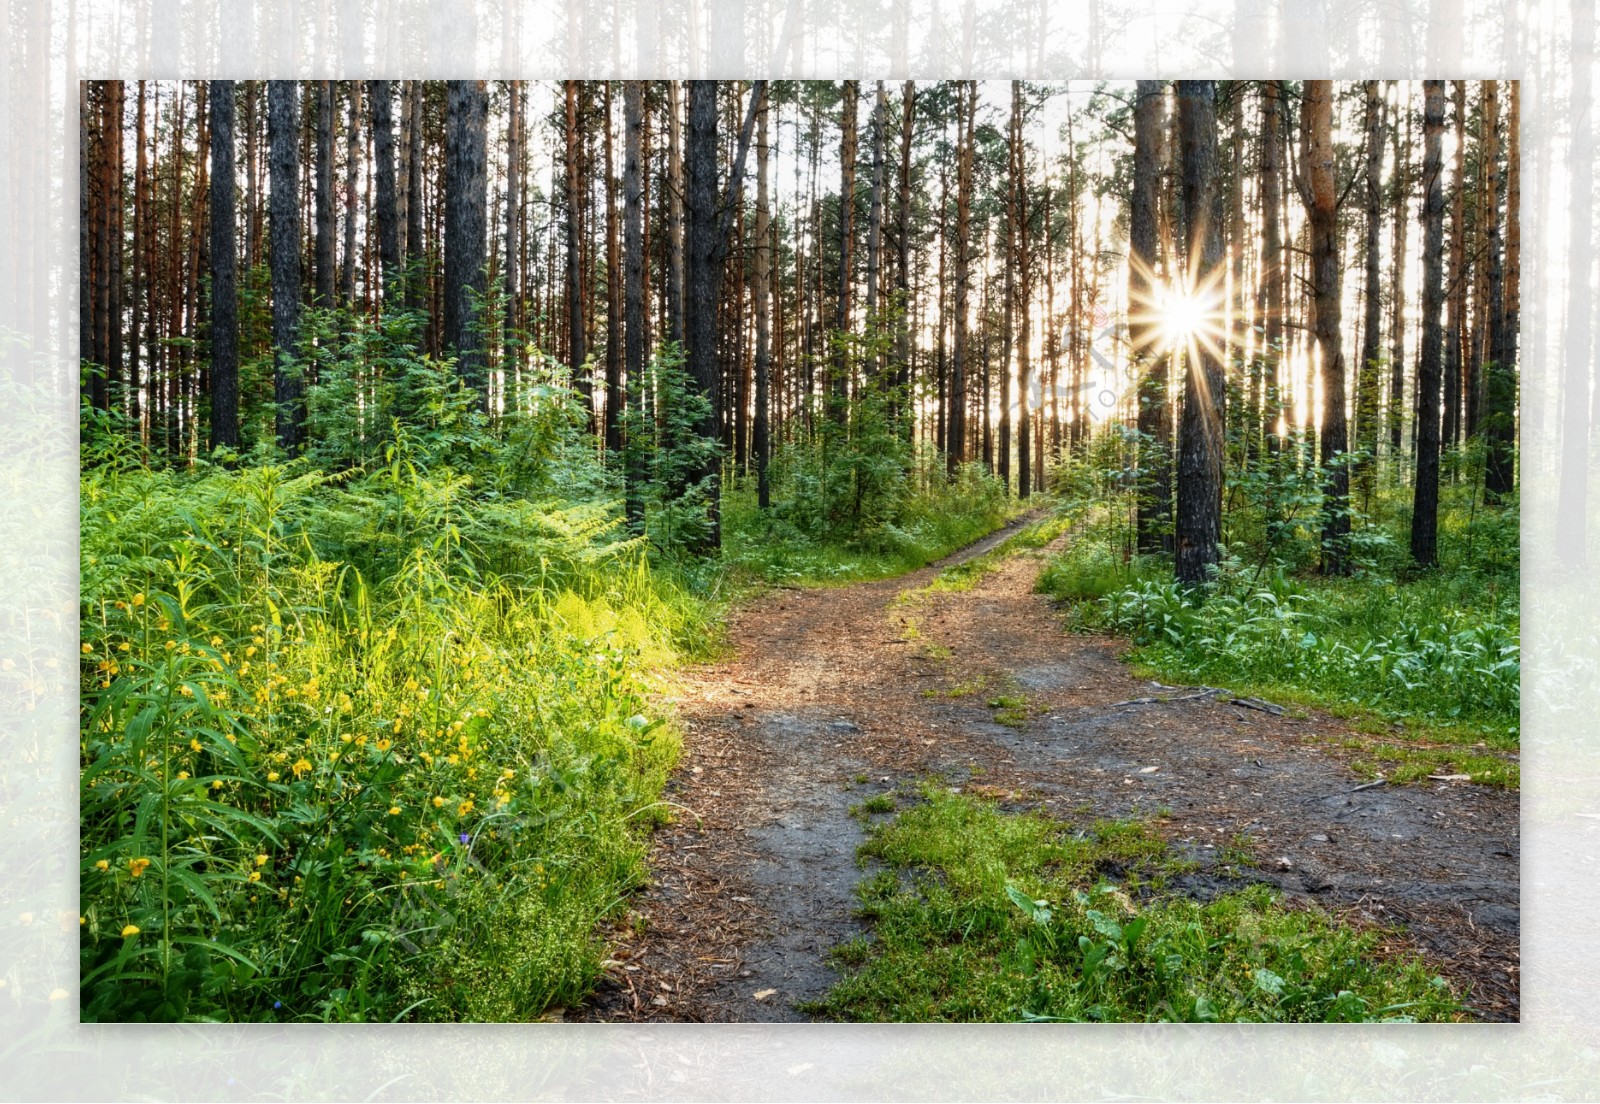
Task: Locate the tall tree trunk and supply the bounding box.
[754,83,773,509]
[1014,82,1032,500]
[1388,82,1411,457]
[1356,80,1385,497]
[210,79,239,451]
[1411,80,1447,565]
[404,81,424,311]
[370,80,402,308]
[314,80,336,306]
[948,81,975,477]
[340,83,361,304]
[130,80,146,427]
[1485,79,1518,499]
[1300,79,1352,575]
[443,80,488,403]
[503,80,523,389]
[684,80,722,547]
[866,81,886,349]
[622,80,647,529]
[1174,80,1227,585]
[268,80,304,452]
[833,79,858,416]
[1444,80,1468,450]
[895,81,915,436]
[665,80,686,346]
[604,82,624,454]
[1131,80,1168,553]
[564,81,590,413]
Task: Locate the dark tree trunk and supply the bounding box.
[1131,80,1167,553]
[314,80,336,306]
[948,81,975,477]
[894,81,915,435]
[268,80,304,452]
[1356,80,1385,495]
[210,79,239,451]
[443,80,488,403]
[665,80,686,347]
[1388,83,1410,457]
[1014,81,1032,500]
[604,82,624,454]
[1485,80,1518,500]
[404,81,425,311]
[503,80,523,389]
[564,81,589,409]
[340,83,360,304]
[1174,80,1227,586]
[370,80,402,308]
[684,80,722,547]
[623,80,647,530]
[1444,80,1467,450]
[1411,80,1447,566]
[1261,81,1286,455]
[833,79,858,415]
[1301,79,1352,575]
[754,83,773,509]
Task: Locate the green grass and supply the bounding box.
[810,788,1464,1023]
[79,457,703,1022]
[1036,494,1519,786]
[722,459,1019,588]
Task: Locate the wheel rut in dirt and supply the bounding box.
[580,515,1520,1022]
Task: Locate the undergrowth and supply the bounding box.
[812,788,1464,1023]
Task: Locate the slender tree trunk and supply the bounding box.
[604,82,624,454]
[340,83,360,304]
[684,80,722,547]
[1300,79,1352,575]
[895,81,915,436]
[665,80,686,346]
[623,80,647,529]
[833,79,858,416]
[503,80,523,389]
[562,80,591,416]
[370,80,401,308]
[1444,80,1467,450]
[866,81,886,359]
[1014,82,1032,500]
[1131,80,1167,553]
[404,81,424,311]
[1485,79,1518,499]
[443,80,488,403]
[130,80,146,427]
[1356,80,1385,496]
[1388,82,1411,458]
[268,80,303,452]
[1411,80,1447,565]
[948,81,975,477]
[1174,80,1227,585]
[754,83,773,509]
[315,80,336,306]
[210,79,239,451]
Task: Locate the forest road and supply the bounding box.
[579,516,1520,1022]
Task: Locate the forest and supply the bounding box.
[78,79,1519,1023]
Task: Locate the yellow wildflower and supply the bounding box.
[81,642,92,654]
[266,771,280,782]
[341,733,353,744]
[176,771,189,780]
[255,854,268,867]
[388,806,402,816]
[328,752,340,763]
[190,739,203,753]
[128,857,151,878]
[178,685,193,697]
[210,636,222,647]
[211,780,224,790]
[165,641,176,651]
[247,871,261,883]
[457,799,474,817]
[94,859,109,872]
[121,924,140,937]
[132,593,145,606]
[291,758,312,778]
[431,796,445,808]
[118,642,130,652]
[376,739,390,752]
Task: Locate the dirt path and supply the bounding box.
[582,519,1520,1022]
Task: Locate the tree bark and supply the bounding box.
[604,82,624,454]
[1410,80,1447,565]
[1356,80,1385,496]
[833,79,858,415]
[314,80,336,306]
[754,83,773,509]
[268,80,304,452]
[443,80,488,403]
[623,80,647,529]
[948,81,975,477]
[210,79,239,451]
[1131,80,1167,552]
[1300,79,1352,575]
[1174,79,1227,586]
[1485,79,1518,499]
[684,80,722,547]
[370,80,402,308]
[1388,82,1410,456]
[340,82,361,304]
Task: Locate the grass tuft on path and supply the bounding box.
[810,788,1464,1023]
